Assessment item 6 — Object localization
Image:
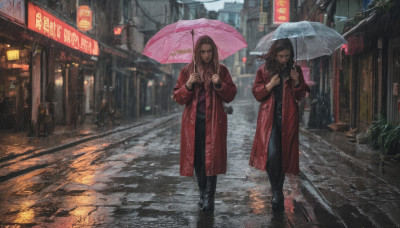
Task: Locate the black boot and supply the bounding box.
[271,174,285,212]
[267,170,285,212]
[202,176,217,211]
[198,189,205,207]
[195,168,206,207]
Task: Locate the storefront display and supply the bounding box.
[0,40,30,129]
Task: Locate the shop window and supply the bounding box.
[53,63,65,124]
[84,75,94,113]
[0,43,30,129]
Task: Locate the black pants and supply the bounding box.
[194,116,206,184]
[194,115,217,210]
[267,114,283,184]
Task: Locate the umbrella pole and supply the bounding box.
[191,29,196,73]
[295,37,297,67]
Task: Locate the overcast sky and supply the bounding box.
[200,0,244,11]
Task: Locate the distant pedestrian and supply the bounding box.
[249,38,310,212]
[173,35,237,211]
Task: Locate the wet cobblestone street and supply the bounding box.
[1,101,399,227]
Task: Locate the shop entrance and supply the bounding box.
[388,38,400,123]
[0,42,30,130]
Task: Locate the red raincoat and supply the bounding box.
[249,64,310,174]
[173,64,237,176]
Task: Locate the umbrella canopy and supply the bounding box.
[252,21,346,60]
[143,18,247,64]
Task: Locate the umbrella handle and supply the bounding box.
[191,29,196,73]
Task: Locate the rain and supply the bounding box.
[0,0,400,227]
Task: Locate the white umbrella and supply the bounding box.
[252,21,347,60]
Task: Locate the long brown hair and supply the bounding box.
[191,35,220,86]
[258,38,294,75]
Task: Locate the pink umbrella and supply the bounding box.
[143,18,247,64]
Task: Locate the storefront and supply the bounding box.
[387,37,400,124]
[26,1,99,133]
[48,49,96,126]
[0,0,30,130]
[0,37,30,130]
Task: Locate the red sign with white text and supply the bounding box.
[27,2,99,56]
[274,0,290,24]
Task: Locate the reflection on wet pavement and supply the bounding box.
[300,129,400,227]
[0,101,345,227]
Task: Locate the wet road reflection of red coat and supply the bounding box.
[173,64,237,176]
[249,64,310,174]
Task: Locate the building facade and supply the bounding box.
[241,0,400,134]
[0,0,201,137]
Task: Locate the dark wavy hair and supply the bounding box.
[258,38,294,75]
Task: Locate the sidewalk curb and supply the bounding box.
[299,127,375,174]
[0,113,181,182]
[299,126,400,227]
[299,127,399,188]
[29,121,152,158]
[298,170,348,228]
[298,127,348,227]
[29,113,181,158]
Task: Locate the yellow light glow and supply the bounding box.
[55,78,63,86]
[14,208,35,223]
[7,50,20,61]
[14,200,36,224]
[248,188,267,214]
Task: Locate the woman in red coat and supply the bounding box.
[173,35,237,211]
[249,39,310,212]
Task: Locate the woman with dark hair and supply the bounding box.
[249,38,310,212]
[173,35,237,211]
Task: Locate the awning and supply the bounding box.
[99,42,128,59]
[342,13,376,38]
[112,67,130,76]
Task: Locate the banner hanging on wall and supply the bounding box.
[273,0,290,25]
[27,2,99,56]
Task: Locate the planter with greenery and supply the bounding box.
[368,115,386,149]
[368,115,400,157]
[381,125,400,156]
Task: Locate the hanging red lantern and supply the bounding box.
[77,5,93,31]
[343,34,364,55]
